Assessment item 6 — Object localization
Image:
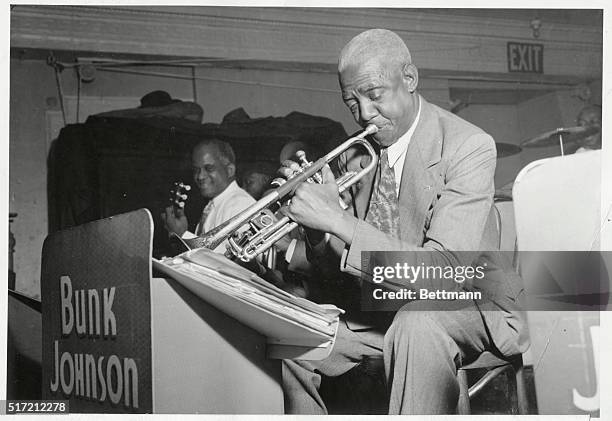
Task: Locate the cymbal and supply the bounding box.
[496,142,522,158]
[521,126,599,148]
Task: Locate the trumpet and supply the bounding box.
[180,124,379,261]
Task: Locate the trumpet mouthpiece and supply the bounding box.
[365,124,379,135]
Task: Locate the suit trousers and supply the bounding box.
[282,299,523,414]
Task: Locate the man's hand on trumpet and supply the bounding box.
[283,163,359,245]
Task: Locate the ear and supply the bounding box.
[226,162,236,179]
[401,63,419,93]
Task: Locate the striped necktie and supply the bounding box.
[365,148,400,238]
[195,201,214,236]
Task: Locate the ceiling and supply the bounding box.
[413,8,603,26]
[10,6,601,89]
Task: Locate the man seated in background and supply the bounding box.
[240,161,276,200]
[161,139,255,253]
[575,104,602,153]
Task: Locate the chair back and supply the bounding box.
[512,150,603,415]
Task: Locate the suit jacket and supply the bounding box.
[308,96,527,347]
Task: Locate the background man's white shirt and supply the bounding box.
[182,180,255,253]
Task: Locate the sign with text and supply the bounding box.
[507,42,544,73]
[527,312,600,415]
[41,209,154,413]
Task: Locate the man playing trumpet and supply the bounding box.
[281,29,528,414]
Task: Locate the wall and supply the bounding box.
[10,60,57,299]
[457,104,522,188]
[457,85,595,192]
[516,90,586,169]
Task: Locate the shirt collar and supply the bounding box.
[211,180,240,207]
[386,96,422,168]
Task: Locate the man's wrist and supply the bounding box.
[332,212,358,245]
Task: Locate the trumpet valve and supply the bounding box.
[311,172,323,184]
[295,150,309,165]
[252,209,276,229]
[296,150,323,183]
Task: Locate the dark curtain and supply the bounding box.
[48,111,347,256]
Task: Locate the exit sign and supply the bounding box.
[507,42,544,73]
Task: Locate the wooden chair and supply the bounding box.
[457,351,529,414]
[456,203,528,414]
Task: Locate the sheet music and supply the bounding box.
[154,248,344,342]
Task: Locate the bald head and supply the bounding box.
[193,138,235,166]
[338,29,412,75]
[337,29,419,147]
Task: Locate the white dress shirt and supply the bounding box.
[385,96,422,195]
[182,180,255,253]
